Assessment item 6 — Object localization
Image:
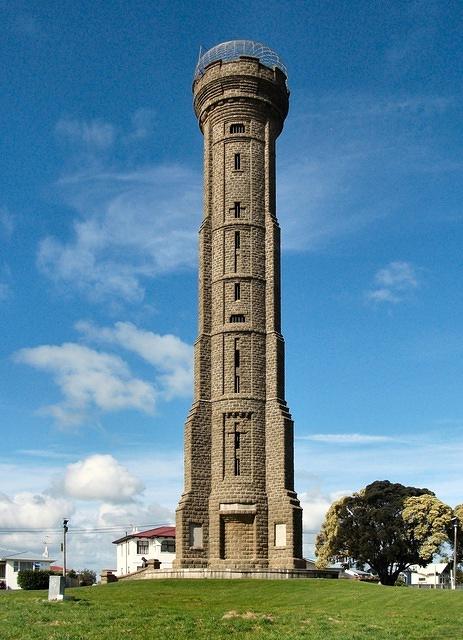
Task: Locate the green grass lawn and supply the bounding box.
[1,579,463,639]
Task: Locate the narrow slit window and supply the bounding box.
[234,457,241,476]
[234,153,241,170]
[230,123,245,134]
[234,202,241,218]
[234,432,241,449]
[234,375,240,393]
[234,282,241,301]
[234,348,240,368]
[235,230,240,249]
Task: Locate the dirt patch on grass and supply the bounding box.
[222,610,273,622]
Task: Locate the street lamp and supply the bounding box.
[451,517,458,590]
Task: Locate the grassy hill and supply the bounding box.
[2,578,463,639]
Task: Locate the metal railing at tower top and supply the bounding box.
[194,40,288,80]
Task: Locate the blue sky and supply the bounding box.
[1,1,462,571]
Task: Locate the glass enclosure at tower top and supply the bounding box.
[194,40,288,80]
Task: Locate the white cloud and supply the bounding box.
[0,282,9,301]
[299,487,350,558]
[76,320,193,398]
[59,454,144,503]
[0,450,180,572]
[277,157,379,251]
[297,433,395,444]
[278,93,454,252]
[0,491,73,529]
[366,261,419,305]
[14,342,156,426]
[0,207,14,238]
[126,108,156,141]
[38,164,200,303]
[97,501,173,529]
[55,117,116,150]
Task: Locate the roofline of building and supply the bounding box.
[112,526,175,545]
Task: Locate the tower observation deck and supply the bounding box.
[174,41,303,571]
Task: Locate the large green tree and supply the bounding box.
[315,480,452,585]
[452,504,463,562]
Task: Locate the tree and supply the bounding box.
[452,504,463,562]
[78,569,97,586]
[315,480,452,585]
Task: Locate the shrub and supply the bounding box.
[0,580,6,590]
[17,570,52,590]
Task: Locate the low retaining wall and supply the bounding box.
[117,567,340,581]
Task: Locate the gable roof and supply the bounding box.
[112,525,175,545]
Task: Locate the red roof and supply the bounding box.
[137,526,175,539]
[112,525,175,544]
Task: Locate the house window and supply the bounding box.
[137,540,149,555]
[161,539,176,553]
[230,314,245,323]
[234,282,241,301]
[234,153,241,170]
[234,202,241,218]
[13,561,19,572]
[230,123,245,134]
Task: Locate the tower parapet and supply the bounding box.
[175,41,303,570]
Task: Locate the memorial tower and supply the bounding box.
[174,41,303,570]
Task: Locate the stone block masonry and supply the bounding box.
[174,41,304,571]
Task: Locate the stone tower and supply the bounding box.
[174,41,303,571]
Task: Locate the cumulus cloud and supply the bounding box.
[366,261,419,305]
[0,491,73,532]
[38,164,200,303]
[14,342,156,426]
[76,320,193,398]
[58,454,144,503]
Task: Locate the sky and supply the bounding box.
[1,0,462,573]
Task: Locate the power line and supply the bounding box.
[0,522,168,535]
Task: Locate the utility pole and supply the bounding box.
[452,516,458,590]
[125,531,128,575]
[62,519,69,582]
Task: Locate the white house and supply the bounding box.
[406,562,451,588]
[112,526,176,576]
[0,551,55,590]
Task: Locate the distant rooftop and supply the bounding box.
[194,40,287,80]
[112,525,175,544]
